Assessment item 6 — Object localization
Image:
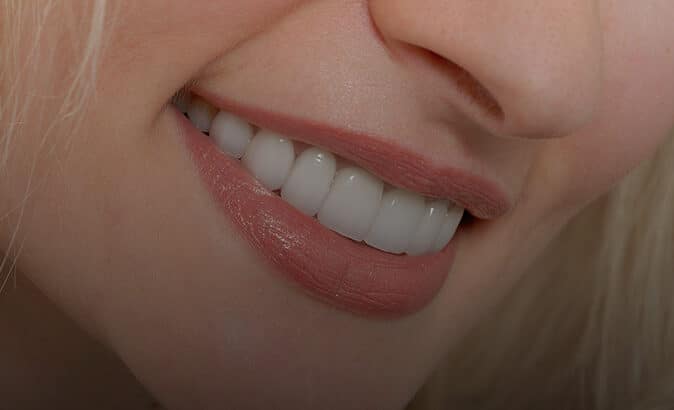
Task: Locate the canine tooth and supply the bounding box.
[318,167,383,241]
[281,148,336,216]
[242,130,295,191]
[364,189,426,254]
[210,111,254,158]
[431,205,464,252]
[187,97,217,132]
[407,200,448,256]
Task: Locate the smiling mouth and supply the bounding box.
[183,94,465,256]
[173,88,510,317]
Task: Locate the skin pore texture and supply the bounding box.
[1,1,673,409]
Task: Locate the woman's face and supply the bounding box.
[3,1,674,408]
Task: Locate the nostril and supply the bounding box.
[443,59,504,120]
[369,0,602,139]
[422,49,504,121]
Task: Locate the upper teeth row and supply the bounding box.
[180,95,464,256]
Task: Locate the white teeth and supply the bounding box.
[431,205,465,252]
[242,130,295,191]
[407,200,449,256]
[281,148,337,216]
[181,97,466,255]
[317,167,383,241]
[187,97,217,132]
[364,189,426,254]
[210,111,254,159]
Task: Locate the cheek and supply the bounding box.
[531,0,674,216]
[113,0,301,37]
[100,0,304,108]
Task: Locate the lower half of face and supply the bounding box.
[2,1,673,409]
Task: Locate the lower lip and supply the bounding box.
[177,108,457,317]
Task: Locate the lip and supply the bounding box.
[175,94,506,317]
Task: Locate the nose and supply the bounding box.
[369,0,603,139]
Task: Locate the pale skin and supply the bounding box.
[1,1,673,409]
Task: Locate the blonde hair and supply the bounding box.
[0,1,107,288]
[2,2,674,410]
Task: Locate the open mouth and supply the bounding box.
[173,88,510,317]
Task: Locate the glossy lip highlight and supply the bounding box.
[176,106,457,317]
[194,88,512,220]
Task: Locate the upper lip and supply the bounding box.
[192,87,512,219]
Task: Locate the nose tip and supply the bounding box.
[369,0,604,139]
